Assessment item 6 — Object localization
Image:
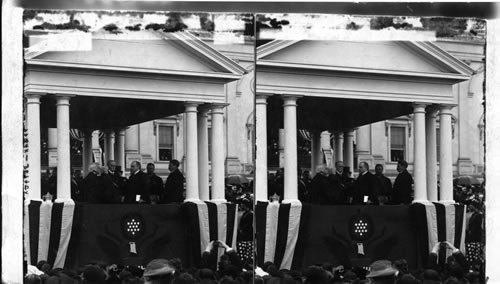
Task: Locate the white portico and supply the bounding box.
[255,40,473,203]
[24,30,245,203]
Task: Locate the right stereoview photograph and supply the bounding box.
[254,14,485,283]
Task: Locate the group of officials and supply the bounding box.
[307,160,414,205]
[76,159,185,204]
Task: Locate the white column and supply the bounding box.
[198,107,210,201]
[334,132,343,163]
[211,104,226,202]
[26,94,42,200]
[283,96,300,202]
[125,125,139,153]
[185,103,200,202]
[413,103,428,203]
[439,105,455,203]
[104,130,115,163]
[426,106,439,202]
[82,130,93,176]
[255,95,268,202]
[114,128,125,171]
[343,129,354,173]
[47,128,58,168]
[92,130,102,166]
[310,130,322,176]
[56,95,72,201]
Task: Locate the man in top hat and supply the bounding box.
[365,259,398,284]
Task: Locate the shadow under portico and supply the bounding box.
[40,95,186,130]
[266,95,414,131]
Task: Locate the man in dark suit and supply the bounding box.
[374,164,392,205]
[391,160,414,204]
[124,161,151,204]
[146,163,164,204]
[352,162,379,205]
[309,164,333,205]
[90,166,121,204]
[105,160,123,199]
[163,159,184,203]
[81,163,100,203]
[328,161,348,204]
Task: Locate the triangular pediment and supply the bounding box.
[28,30,245,77]
[258,40,473,79]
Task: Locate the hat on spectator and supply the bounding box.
[82,265,106,283]
[366,260,398,278]
[143,259,175,277]
[423,269,440,281]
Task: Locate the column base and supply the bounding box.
[210,199,227,204]
[25,198,43,206]
[438,200,456,205]
[184,198,202,203]
[457,158,474,175]
[412,199,431,204]
[282,199,301,204]
[55,198,75,204]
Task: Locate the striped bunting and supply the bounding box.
[255,201,308,270]
[411,202,467,267]
[24,199,75,268]
[183,201,238,266]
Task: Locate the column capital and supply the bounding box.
[185,102,199,113]
[425,105,440,117]
[113,128,126,135]
[334,131,344,137]
[103,129,115,136]
[55,95,72,106]
[343,129,355,135]
[210,103,228,114]
[439,104,456,115]
[25,93,42,102]
[197,104,210,115]
[256,93,273,99]
[412,102,429,113]
[282,95,301,107]
[282,94,302,100]
[256,96,268,105]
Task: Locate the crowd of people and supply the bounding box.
[24,239,485,284]
[269,160,414,205]
[41,160,185,204]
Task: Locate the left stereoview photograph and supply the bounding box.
[22,10,255,280]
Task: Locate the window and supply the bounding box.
[390,126,406,162]
[158,125,174,161]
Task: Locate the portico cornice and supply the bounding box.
[257,60,471,82]
[25,59,243,80]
